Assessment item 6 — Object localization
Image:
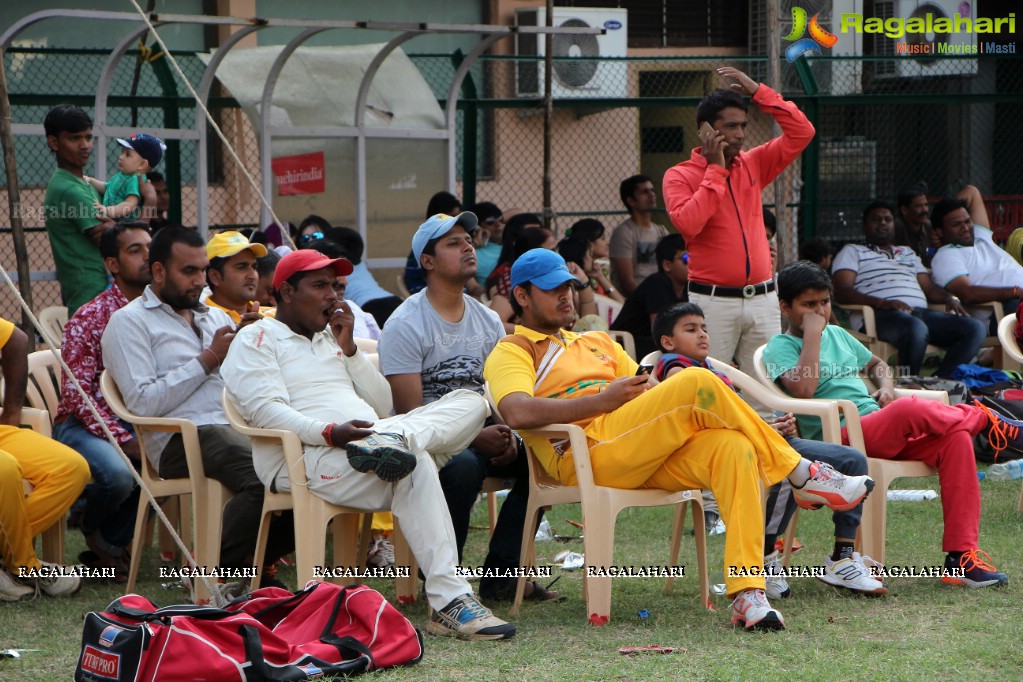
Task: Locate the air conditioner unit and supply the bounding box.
[515,7,628,99]
[872,0,978,78]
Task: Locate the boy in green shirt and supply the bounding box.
[43,104,111,315]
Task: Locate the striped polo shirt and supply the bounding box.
[832,243,928,308]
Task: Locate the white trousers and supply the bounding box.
[688,290,781,416]
[307,389,488,610]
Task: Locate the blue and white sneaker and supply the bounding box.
[428,593,516,640]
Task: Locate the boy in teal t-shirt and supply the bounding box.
[85,133,165,221]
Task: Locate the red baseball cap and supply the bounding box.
[272,250,353,290]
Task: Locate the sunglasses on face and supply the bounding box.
[298,231,324,245]
[484,216,505,225]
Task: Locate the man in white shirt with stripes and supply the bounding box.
[832,200,985,378]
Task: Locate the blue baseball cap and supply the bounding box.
[116,133,166,168]
[510,249,580,291]
[412,212,479,264]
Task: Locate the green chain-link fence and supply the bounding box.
[1,45,261,322]
[417,52,1023,241]
[4,46,1022,323]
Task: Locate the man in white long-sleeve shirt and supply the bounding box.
[220,249,516,641]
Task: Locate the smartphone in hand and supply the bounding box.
[635,364,654,377]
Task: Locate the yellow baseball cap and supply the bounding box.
[206,231,268,260]
[1007,227,1023,267]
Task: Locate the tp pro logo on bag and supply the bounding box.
[79,645,121,680]
[75,609,148,682]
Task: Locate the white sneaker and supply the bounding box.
[730,588,785,631]
[0,567,34,601]
[18,561,81,598]
[366,536,395,568]
[792,461,874,512]
[818,553,889,595]
[763,551,791,600]
[856,553,886,582]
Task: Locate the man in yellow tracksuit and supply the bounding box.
[484,249,874,631]
[0,317,90,599]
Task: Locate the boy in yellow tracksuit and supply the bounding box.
[0,317,90,599]
[484,249,874,631]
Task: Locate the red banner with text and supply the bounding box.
[271,152,326,195]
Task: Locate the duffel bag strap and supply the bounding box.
[239,624,372,681]
[108,602,237,624]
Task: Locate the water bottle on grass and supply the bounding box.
[986,459,1023,481]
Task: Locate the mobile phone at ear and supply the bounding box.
[699,121,714,136]
[635,364,654,376]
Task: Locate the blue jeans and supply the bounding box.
[874,307,986,377]
[436,439,539,599]
[52,415,140,548]
[765,437,868,546]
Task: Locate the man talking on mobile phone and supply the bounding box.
[662,66,815,392]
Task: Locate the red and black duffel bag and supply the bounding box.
[75,582,423,681]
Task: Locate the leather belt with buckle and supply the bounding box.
[688,280,776,299]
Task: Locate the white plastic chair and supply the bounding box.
[484,384,708,624]
[995,313,1023,512]
[751,345,945,564]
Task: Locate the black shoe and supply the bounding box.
[345,432,417,482]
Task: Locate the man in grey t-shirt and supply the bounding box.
[379,212,559,603]
[609,174,669,295]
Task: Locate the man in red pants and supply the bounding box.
[764,261,1010,588]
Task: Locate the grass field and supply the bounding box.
[3,473,1022,681]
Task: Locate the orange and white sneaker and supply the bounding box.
[792,461,874,512]
[729,588,785,631]
[942,549,1008,588]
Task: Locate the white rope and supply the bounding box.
[123,0,288,236]
[4,4,310,606]
[0,270,224,606]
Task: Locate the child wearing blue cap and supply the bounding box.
[85,132,166,221]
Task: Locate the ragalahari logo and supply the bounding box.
[784,7,839,62]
